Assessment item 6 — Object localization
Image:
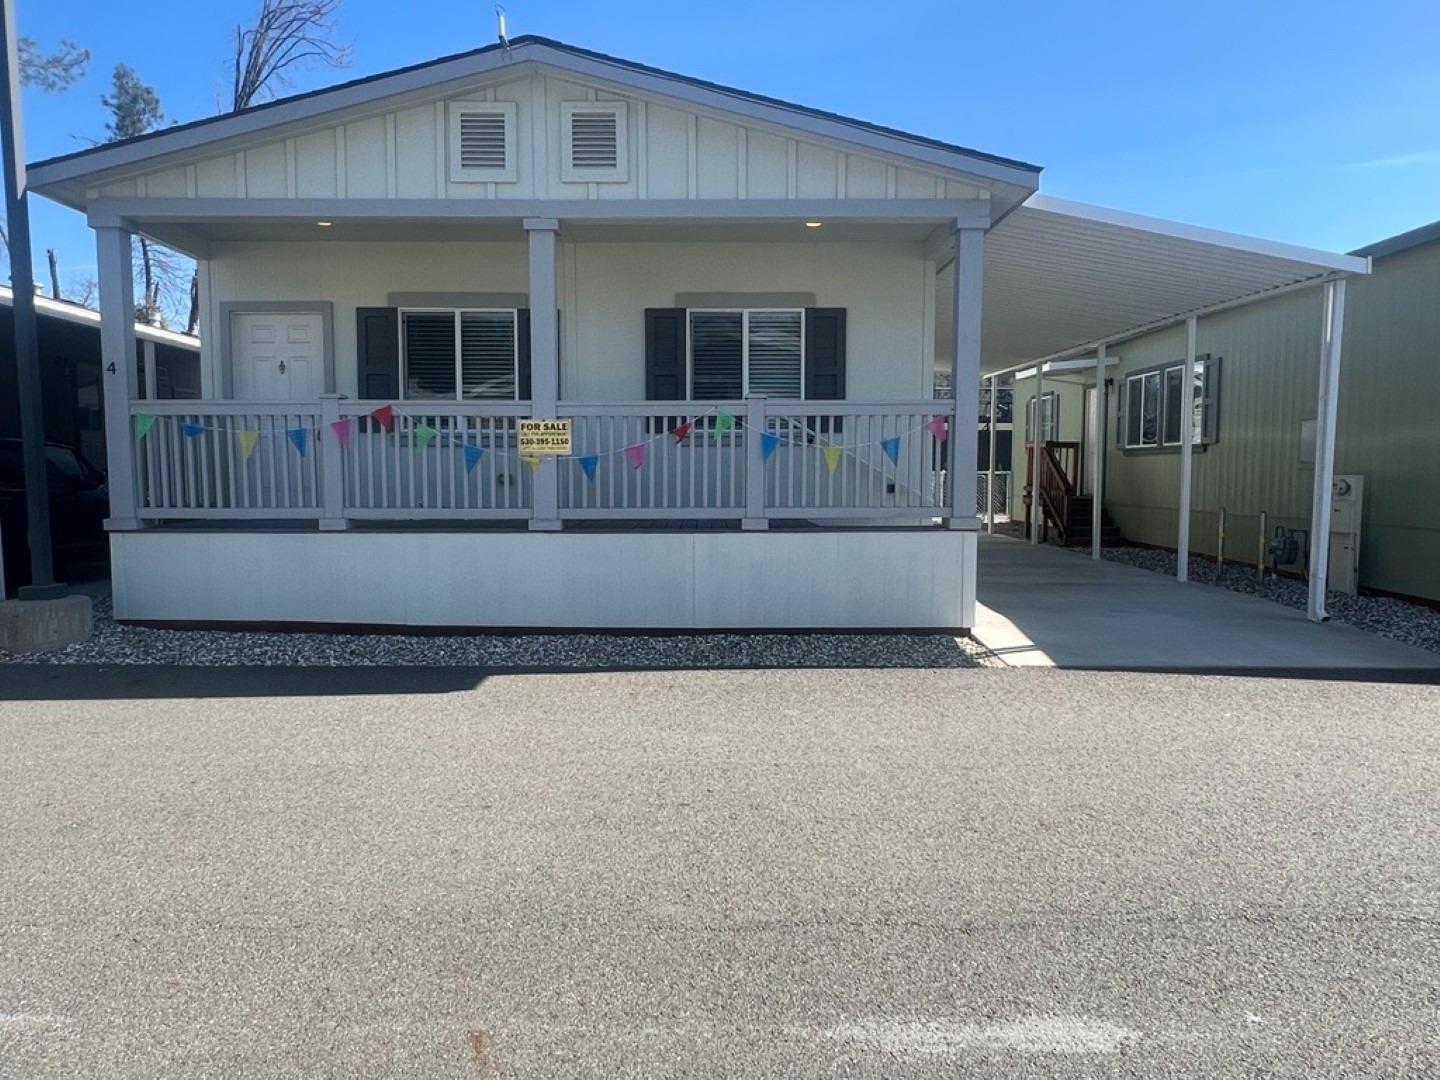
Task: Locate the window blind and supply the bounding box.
[460,312,517,399]
[690,312,743,399]
[402,312,457,399]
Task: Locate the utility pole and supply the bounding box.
[0,0,62,599]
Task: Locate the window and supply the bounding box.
[561,101,628,182]
[1026,391,1059,441]
[687,309,802,400]
[448,101,517,183]
[1123,357,1219,449]
[400,309,518,401]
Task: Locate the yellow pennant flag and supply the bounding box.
[823,445,843,475]
[236,430,260,459]
[521,454,542,471]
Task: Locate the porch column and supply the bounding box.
[1307,278,1347,622]
[1091,343,1106,560]
[985,373,997,533]
[948,226,984,529]
[525,218,561,531]
[1029,362,1043,545]
[96,225,142,529]
[1176,316,1197,582]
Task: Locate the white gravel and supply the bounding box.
[0,591,993,669]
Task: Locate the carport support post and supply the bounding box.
[1029,363,1043,545]
[947,225,983,529]
[525,218,561,531]
[1176,316,1197,582]
[1307,278,1347,622]
[1091,343,1106,560]
[985,374,997,532]
[96,225,142,530]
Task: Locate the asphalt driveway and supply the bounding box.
[1,666,1437,1076]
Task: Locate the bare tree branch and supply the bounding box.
[231,1,351,111]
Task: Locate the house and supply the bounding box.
[0,285,200,470]
[26,35,1367,630]
[1004,219,1440,607]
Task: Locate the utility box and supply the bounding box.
[1328,475,1363,594]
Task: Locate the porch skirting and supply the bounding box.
[110,529,977,631]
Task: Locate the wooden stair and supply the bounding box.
[1022,441,1125,547]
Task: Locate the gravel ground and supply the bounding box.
[0,591,993,669]
[991,522,1440,655]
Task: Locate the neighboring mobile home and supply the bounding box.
[27,35,1367,630]
[1006,220,1440,607]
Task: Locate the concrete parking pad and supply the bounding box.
[975,534,1440,673]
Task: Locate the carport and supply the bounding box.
[941,195,1371,622]
[973,534,1440,673]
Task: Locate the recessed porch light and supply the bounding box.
[804,220,823,228]
[316,220,333,227]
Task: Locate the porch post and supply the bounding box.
[948,225,983,529]
[1091,342,1106,559]
[1177,316,1197,582]
[96,225,143,529]
[742,395,768,530]
[1029,362,1043,545]
[985,373,997,533]
[1307,278,1347,622]
[525,218,561,530]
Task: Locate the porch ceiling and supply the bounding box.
[939,194,1371,374]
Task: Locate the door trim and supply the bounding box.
[220,301,335,399]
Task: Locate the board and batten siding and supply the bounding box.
[204,238,933,404]
[1086,238,1440,604]
[90,73,986,204]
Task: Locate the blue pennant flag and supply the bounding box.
[182,421,206,438]
[287,427,308,455]
[463,444,485,473]
[881,436,901,465]
[578,454,599,481]
[760,432,781,460]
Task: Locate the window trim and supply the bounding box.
[1122,354,1218,452]
[684,307,806,400]
[560,100,629,183]
[447,101,517,183]
[398,306,519,402]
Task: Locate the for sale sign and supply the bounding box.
[517,418,572,455]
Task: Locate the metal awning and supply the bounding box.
[938,194,1370,374]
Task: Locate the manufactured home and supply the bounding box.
[1005,220,1440,607]
[27,35,1368,630]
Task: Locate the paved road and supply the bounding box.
[1,666,1438,1077]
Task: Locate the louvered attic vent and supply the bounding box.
[561,101,628,182]
[459,113,507,170]
[448,101,516,182]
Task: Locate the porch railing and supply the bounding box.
[126,397,959,527]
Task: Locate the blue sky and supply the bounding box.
[14,0,1440,301]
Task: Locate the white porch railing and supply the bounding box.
[127,397,958,526]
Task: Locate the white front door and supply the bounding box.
[231,312,326,401]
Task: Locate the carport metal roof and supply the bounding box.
[939,194,1371,375]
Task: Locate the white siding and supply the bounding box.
[204,238,931,404]
[111,71,985,204]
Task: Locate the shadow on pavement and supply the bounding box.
[0,665,494,700]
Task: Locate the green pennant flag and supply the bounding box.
[714,411,735,434]
[133,413,157,441]
[415,423,438,450]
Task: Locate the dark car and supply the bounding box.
[0,438,109,594]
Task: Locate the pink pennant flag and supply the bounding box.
[624,442,647,469]
[925,416,949,442]
[330,418,353,447]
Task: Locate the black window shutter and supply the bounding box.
[1200,356,1221,444]
[645,308,685,400]
[804,308,846,400]
[356,307,399,400]
[517,308,532,400]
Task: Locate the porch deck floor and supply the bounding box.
[975,534,1440,674]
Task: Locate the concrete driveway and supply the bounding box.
[975,534,1440,673]
[2,665,1438,1076]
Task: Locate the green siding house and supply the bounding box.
[1010,221,1440,605]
